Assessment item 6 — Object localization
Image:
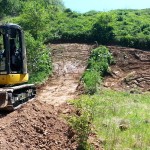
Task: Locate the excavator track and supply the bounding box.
[0,84,36,111]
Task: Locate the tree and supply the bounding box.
[91,13,114,44]
[0,0,22,18]
[17,1,49,40]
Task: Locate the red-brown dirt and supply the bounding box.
[0,44,93,150]
[0,44,149,150]
[0,101,77,150]
[104,46,150,92]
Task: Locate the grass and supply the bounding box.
[70,89,150,150]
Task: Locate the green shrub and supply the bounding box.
[82,46,113,94]
[83,70,101,95]
[91,16,114,44]
[68,97,97,149]
[25,32,52,84]
[10,0,54,84]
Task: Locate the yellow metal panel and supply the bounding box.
[0,74,29,85]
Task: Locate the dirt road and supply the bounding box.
[37,44,92,106]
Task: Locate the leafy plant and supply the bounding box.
[91,13,114,44]
[10,0,57,84]
[83,70,101,95]
[82,46,113,94]
[25,32,52,84]
[68,97,97,149]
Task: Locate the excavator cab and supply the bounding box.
[0,23,28,85]
[0,24,35,111]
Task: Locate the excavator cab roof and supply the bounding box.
[0,23,22,30]
[0,23,22,39]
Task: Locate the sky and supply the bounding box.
[63,0,150,13]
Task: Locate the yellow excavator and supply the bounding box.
[0,23,36,111]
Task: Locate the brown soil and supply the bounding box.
[0,43,93,150]
[104,46,150,92]
[37,44,92,106]
[0,44,149,150]
[0,101,77,150]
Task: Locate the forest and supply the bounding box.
[0,0,149,82]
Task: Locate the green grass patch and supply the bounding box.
[70,90,150,149]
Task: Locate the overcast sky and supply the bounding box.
[63,0,150,13]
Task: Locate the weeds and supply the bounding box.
[69,90,150,149]
[68,97,98,149]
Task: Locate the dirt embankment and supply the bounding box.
[0,101,77,150]
[104,46,150,92]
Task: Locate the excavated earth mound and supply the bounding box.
[0,101,77,150]
[104,46,150,92]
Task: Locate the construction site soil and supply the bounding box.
[0,44,150,150]
[104,46,150,92]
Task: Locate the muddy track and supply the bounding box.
[37,44,92,106]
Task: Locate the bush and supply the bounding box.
[11,1,54,84]
[83,70,101,95]
[115,35,150,50]
[25,32,52,84]
[90,13,114,44]
[82,46,113,94]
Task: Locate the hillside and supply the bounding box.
[0,1,150,149]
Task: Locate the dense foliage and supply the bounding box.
[45,8,150,50]
[111,9,150,49]
[82,46,113,94]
